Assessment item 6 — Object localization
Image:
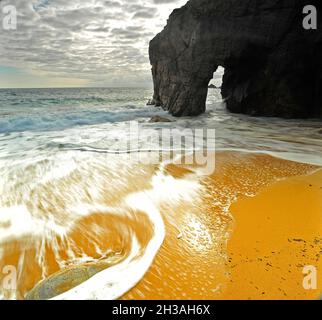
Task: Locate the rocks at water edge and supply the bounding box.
[149,115,173,123]
[25,264,105,300]
[149,0,322,119]
[25,256,122,300]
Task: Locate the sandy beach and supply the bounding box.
[1,151,321,300]
[122,152,322,300]
[222,166,322,300]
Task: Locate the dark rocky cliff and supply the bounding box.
[149,0,322,118]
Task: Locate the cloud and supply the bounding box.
[0,0,188,87]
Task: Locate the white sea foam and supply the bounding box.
[0,205,66,242]
[51,169,201,300]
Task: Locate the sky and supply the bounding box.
[0,0,223,88]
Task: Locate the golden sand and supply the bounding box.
[0,152,321,300]
[223,169,322,300]
[124,153,322,300]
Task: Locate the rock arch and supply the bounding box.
[149,0,322,118]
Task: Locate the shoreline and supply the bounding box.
[123,152,322,300]
[1,151,321,300]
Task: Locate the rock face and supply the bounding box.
[149,0,322,118]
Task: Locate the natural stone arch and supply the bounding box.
[149,0,322,118]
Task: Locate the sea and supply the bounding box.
[0,87,321,299]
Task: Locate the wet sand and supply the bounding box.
[124,153,322,300]
[0,152,321,300]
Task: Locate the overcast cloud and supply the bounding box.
[0,0,188,87]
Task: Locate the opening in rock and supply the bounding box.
[207,66,225,106]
